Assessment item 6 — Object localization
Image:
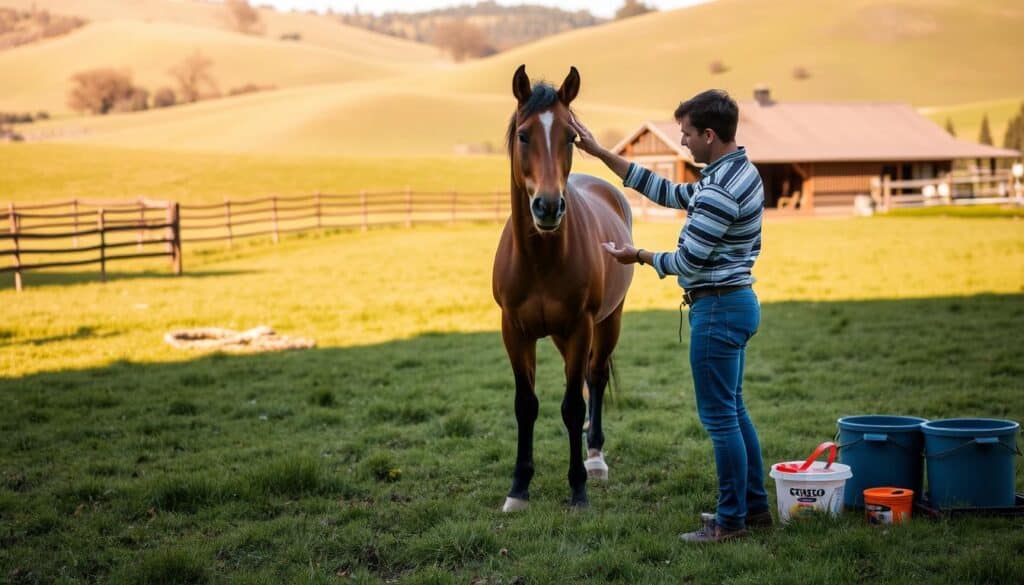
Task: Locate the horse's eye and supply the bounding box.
[518,132,529,144]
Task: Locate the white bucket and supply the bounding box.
[770,460,852,522]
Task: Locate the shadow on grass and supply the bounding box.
[0,325,120,348]
[0,268,259,291]
[0,293,1022,583]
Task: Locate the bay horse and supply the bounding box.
[492,65,634,511]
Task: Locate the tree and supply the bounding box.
[169,51,219,103]
[1002,103,1024,153]
[978,113,993,145]
[432,19,494,62]
[225,0,263,35]
[615,0,655,20]
[944,117,956,137]
[67,68,145,115]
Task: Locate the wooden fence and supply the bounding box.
[2,189,684,291]
[872,170,1023,211]
[2,199,181,292]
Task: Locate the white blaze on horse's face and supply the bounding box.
[539,111,554,155]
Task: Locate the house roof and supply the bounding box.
[615,100,1020,164]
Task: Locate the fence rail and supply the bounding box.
[872,170,1023,211]
[2,189,685,291]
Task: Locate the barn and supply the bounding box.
[612,88,1021,214]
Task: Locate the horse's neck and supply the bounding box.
[509,181,570,264]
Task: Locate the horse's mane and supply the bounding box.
[506,83,567,156]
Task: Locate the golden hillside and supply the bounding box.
[0,19,433,113]
[419,0,1024,109]
[16,81,661,156]
[0,0,444,62]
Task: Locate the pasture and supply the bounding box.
[2,213,1023,583]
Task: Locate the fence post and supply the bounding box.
[450,190,457,225]
[315,192,322,230]
[98,209,106,282]
[405,186,413,228]
[271,196,280,244]
[224,198,233,249]
[8,202,21,292]
[171,202,182,275]
[72,198,79,249]
[882,175,892,212]
[360,190,368,232]
[136,201,145,250]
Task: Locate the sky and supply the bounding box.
[256,0,712,20]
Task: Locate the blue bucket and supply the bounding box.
[922,418,1021,509]
[837,415,928,508]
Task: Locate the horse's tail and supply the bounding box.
[607,355,620,403]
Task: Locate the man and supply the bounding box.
[570,89,769,543]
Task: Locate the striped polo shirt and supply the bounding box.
[623,147,764,290]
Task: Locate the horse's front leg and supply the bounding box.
[501,316,537,513]
[585,303,624,481]
[554,319,593,509]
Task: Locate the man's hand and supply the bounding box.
[569,113,631,179]
[569,113,604,157]
[602,241,639,265]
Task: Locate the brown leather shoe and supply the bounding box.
[680,516,748,543]
[746,509,774,529]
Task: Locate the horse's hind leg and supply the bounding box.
[585,302,624,481]
[501,319,538,513]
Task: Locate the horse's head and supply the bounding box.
[507,64,580,232]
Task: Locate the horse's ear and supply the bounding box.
[513,64,532,105]
[557,66,580,105]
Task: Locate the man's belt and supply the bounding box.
[683,284,751,306]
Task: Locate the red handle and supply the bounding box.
[776,441,837,473]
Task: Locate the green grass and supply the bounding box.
[888,204,1024,218]
[1,217,1023,583]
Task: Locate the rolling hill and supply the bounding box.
[0,19,432,114]
[416,0,1024,109]
[14,80,661,156]
[0,0,445,62]
[4,0,1022,157]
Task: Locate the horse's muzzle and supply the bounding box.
[531,194,566,230]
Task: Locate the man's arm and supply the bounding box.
[651,184,738,280]
[570,114,696,210]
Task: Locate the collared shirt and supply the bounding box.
[623,146,764,290]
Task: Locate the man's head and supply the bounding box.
[674,90,738,164]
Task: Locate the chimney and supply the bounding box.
[753,85,773,106]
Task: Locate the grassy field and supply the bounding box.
[0,144,623,203]
[2,214,1023,583]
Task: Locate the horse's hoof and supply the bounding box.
[502,497,529,513]
[568,499,590,511]
[585,453,608,481]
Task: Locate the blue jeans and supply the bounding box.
[687,287,769,530]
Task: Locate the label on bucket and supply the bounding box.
[776,482,845,522]
[865,503,892,525]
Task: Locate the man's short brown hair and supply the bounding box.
[674,89,738,143]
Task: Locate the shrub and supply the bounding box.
[709,59,728,74]
[792,65,811,80]
[152,86,176,108]
[67,68,147,115]
[227,82,276,96]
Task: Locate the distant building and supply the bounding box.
[613,88,1020,213]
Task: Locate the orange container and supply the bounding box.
[863,487,914,524]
